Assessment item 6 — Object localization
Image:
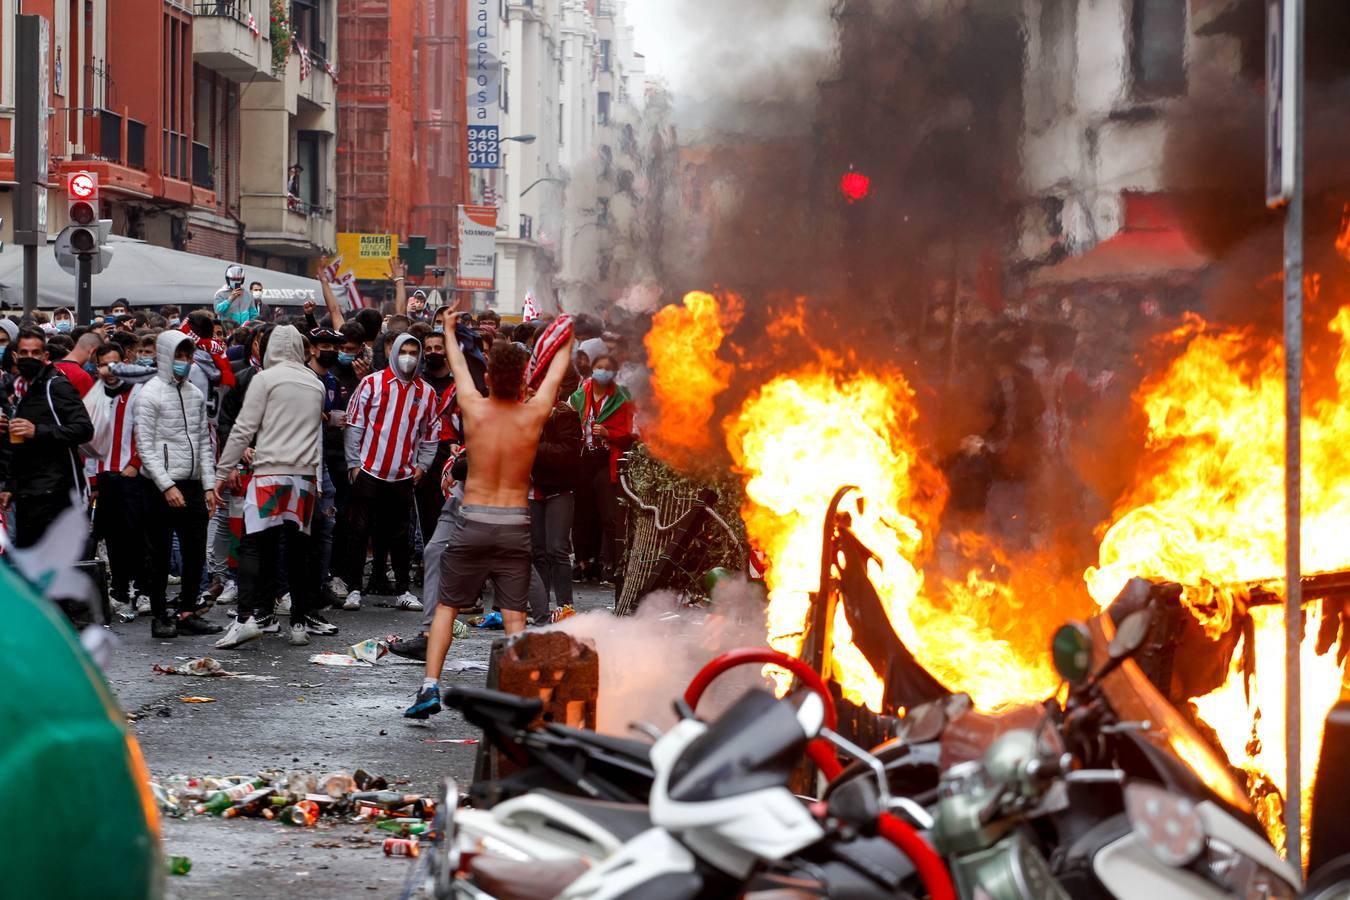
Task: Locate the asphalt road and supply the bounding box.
[103,584,614,898]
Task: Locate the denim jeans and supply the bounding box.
[529,492,574,609]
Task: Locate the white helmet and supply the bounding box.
[225,264,245,289]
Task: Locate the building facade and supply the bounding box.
[336,0,468,293]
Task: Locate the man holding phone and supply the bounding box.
[0,329,94,547]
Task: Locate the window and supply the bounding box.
[597,91,610,126]
[1130,0,1186,98]
[296,130,323,209]
[291,0,326,59]
[599,39,612,72]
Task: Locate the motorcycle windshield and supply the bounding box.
[667,689,810,804]
[1091,618,1251,815]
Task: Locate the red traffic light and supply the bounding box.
[839,171,871,204]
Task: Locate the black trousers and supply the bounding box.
[94,473,148,603]
[237,521,314,625]
[14,490,77,549]
[325,452,349,583]
[143,480,207,619]
[343,471,416,593]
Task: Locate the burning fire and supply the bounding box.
[1085,308,1350,853]
[643,291,741,469]
[723,365,1062,711]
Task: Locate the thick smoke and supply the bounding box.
[552,579,769,735]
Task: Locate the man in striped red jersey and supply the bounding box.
[340,333,438,612]
[89,342,149,618]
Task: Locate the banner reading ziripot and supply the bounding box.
[457,205,497,291]
[466,0,501,169]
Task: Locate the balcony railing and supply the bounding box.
[192,141,214,190]
[193,0,248,23]
[164,130,190,181]
[127,119,147,170]
[98,109,122,161]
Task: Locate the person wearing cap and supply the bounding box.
[407,289,432,323]
[0,318,18,352]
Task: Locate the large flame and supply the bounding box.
[642,291,740,469]
[1086,308,1350,853]
[724,366,1061,711]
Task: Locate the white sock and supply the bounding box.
[422,677,438,692]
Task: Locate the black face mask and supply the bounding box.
[424,353,447,371]
[15,357,43,381]
[317,350,339,368]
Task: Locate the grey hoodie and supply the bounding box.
[215,324,324,482]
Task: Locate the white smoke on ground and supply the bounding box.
[552,579,769,735]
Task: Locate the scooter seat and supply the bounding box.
[535,790,653,842]
[443,684,544,731]
[471,855,588,900]
[544,724,653,762]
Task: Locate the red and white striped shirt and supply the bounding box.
[346,369,438,482]
[96,384,143,475]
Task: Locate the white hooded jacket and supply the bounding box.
[135,331,211,492]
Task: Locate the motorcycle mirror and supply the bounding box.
[1109,609,1152,661]
[825,773,881,831]
[1124,781,1206,868]
[1051,622,1093,685]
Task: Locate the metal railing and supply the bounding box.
[164,130,190,180]
[127,120,147,170]
[193,0,248,23]
[98,109,122,161]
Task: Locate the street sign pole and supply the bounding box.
[1268,0,1304,866]
[13,15,50,316]
[76,252,92,324]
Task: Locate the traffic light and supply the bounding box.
[66,171,98,251]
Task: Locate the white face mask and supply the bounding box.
[396,353,418,375]
[251,290,263,301]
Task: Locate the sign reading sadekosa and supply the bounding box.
[457,205,498,290]
[467,0,500,169]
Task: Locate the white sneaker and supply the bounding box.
[385,568,396,584]
[342,590,362,611]
[167,574,181,585]
[214,617,264,650]
[275,594,292,615]
[289,623,310,646]
[394,592,424,611]
[135,595,152,615]
[328,577,348,597]
[218,580,239,604]
[257,615,281,634]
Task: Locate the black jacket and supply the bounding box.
[218,362,261,449]
[531,402,584,496]
[0,365,94,498]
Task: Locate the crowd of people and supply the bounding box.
[0,262,638,717]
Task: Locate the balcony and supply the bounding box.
[86,108,148,171]
[241,190,336,256]
[193,0,274,83]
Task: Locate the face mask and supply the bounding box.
[169,317,181,328]
[396,354,419,375]
[137,355,155,367]
[338,351,357,366]
[83,362,98,375]
[16,357,43,380]
[591,369,615,386]
[317,350,339,368]
[172,360,192,379]
[55,320,72,333]
[424,353,446,371]
[251,290,263,301]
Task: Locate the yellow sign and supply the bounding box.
[336,233,396,280]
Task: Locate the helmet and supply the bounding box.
[225,264,246,289]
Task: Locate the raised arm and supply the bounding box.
[528,334,576,412]
[318,263,346,327]
[391,257,408,316]
[444,313,483,410]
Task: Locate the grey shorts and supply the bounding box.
[437,505,532,613]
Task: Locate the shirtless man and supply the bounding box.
[405,313,573,719]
